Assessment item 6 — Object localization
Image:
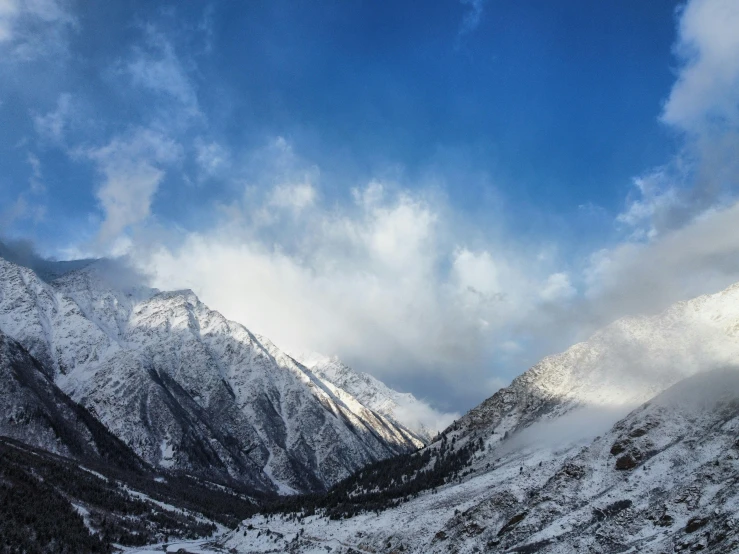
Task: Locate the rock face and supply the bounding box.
[0,256,421,493]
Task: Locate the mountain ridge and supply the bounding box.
[295,351,458,444]
[0,255,423,494]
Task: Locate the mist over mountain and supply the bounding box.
[3,0,739,552]
[215,279,739,553]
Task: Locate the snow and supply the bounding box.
[159,439,175,468]
[295,351,457,442]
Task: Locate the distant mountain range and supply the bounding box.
[295,351,458,444]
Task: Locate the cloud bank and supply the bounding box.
[7,0,739,415]
[126,0,739,411]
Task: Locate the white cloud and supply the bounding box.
[195,139,230,179]
[452,248,501,298]
[0,0,20,42]
[268,182,317,213]
[662,0,739,132]
[585,202,739,318]
[131,139,574,409]
[540,272,576,303]
[26,152,44,194]
[85,128,181,248]
[126,26,201,122]
[33,92,73,143]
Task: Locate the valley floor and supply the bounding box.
[129,442,572,554]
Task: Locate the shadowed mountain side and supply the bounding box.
[0,330,143,471]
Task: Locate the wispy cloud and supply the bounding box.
[33,92,74,143]
[0,0,20,42]
[457,0,487,40]
[194,138,230,181]
[84,128,182,249]
[124,25,202,125]
[1,151,47,231]
[0,0,76,60]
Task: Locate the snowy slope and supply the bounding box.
[0,256,421,493]
[297,352,457,443]
[451,281,739,454]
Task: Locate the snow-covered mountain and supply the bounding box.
[296,352,457,443]
[452,280,739,453]
[0,256,422,493]
[8,247,739,552]
[210,280,739,553]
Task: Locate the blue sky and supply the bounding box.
[2,0,739,415]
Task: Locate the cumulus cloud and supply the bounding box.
[85,128,182,248]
